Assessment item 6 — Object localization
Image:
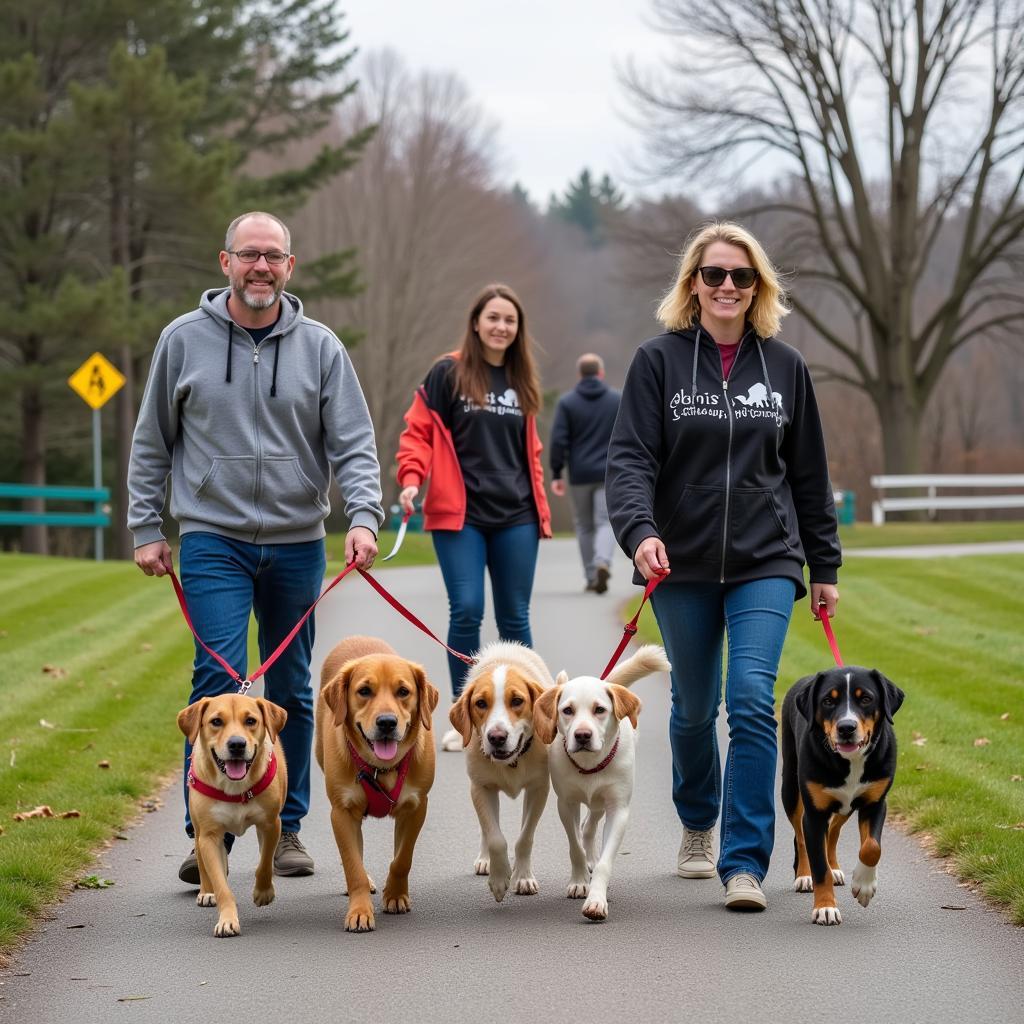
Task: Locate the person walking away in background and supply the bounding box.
[605,221,840,912]
[128,211,383,884]
[549,353,621,594]
[395,283,551,752]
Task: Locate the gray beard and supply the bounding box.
[236,280,281,310]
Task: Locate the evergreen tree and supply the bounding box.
[549,169,626,247]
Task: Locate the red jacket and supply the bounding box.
[395,383,552,538]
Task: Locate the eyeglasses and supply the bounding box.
[228,249,290,265]
[698,266,759,289]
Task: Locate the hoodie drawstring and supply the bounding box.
[270,339,280,398]
[690,328,702,397]
[226,322,234,384]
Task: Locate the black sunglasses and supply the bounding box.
[698,266,759,289]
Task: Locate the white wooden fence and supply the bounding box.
[870,474,1024,525]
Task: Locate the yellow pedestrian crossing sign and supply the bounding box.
[68,352,125,410]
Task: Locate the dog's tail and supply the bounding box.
[605,644,671,689]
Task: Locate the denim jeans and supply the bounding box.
[651,577,795,884]
[179,532,326,838]
[431,522,539,698]
[568,483,615,585]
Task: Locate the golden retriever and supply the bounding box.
[315,635,439,932]
[448,641,554,902]
[177,693,288,938]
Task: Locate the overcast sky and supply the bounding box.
[342,1,670,204]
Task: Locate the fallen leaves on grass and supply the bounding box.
[1000,712,1010,721]
[11,805,81,821]
[97,760,110,769]
[41,664,68,679]
[995,822,1024,831]
[911,731,928,746]
[1011,775,1023,782]
[913,626,937,636]
[940,904,967,911]
[974,737,991,747]
[75,875,114,889]
[139,799,162,813]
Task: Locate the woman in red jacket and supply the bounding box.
[396,283,551,751]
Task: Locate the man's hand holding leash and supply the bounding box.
[346,526,378,569]
[135,540,174,577]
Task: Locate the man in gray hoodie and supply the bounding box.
[128,211,384,884]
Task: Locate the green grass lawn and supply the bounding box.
[633,554,1024,923]
[839,519,1024,548]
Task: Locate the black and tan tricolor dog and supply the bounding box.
[781,666,905,926]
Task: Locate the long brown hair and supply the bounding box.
[451,283,541,416]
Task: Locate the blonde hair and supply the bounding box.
[656,222,789,339]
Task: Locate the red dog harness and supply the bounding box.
[188,751,278,803]
[347,742,413,818]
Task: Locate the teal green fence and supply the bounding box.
[0,484,111,528]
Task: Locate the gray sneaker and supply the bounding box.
[677,827,716,878]
[725,872,767,911]
[273,832,314,876]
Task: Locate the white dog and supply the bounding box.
[448,641,555,902]
[533,645,670,921]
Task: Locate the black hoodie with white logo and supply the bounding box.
[606,326,841,597]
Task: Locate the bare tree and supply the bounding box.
[624,0,1024,474]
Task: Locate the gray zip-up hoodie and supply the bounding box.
[127,288,383,547]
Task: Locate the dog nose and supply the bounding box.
[376,714,398,735]
[574,729,593,747]
[227,735,248,756]
[487,728,508,748]
[836,720,858,741]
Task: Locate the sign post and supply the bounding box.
[67,352,126,560]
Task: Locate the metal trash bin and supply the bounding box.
[834,490,856,525]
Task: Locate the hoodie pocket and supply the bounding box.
[192,457,256,524]
[659,484,723,562]
[258,456,329,530]
[728,487,792,563]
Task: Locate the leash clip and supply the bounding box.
[237,679,253,696]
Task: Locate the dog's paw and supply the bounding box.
[566,881,589,899]
[252,884,275,907]
[582,893,608,921]
[831,868,846,886]
[197,891,217,907]
[214,914,241,937]
[344,906,376,932]
[793,875,812,893]
[473,857,489,876]
[811,905,842,926]
[511,873,539,896]
[488,872,510,903]
[851,862,878,907]
[383,893,411,914]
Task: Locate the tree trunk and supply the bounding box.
[876,386,923,476]
[20,383,48,555]
[114,342,136,560]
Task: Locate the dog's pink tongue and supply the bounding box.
[836,742,860,754]
[373,739,399,761]
[225,759,249,780]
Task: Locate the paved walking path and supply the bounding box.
[2,540,1023,1024]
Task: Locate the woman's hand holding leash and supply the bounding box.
[634,536,670,581]
[398,485,419,516]
[811,582,839,619]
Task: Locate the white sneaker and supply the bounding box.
[677,827,716,878]
[441,727,463,752]
[724,872,767,911]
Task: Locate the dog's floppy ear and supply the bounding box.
[177,698,209,744]
[606,683,642,729]
[794,673,825,724]
[871,669,905,724]
[412,664,440,731]
[321,661,358,728]
[256,697,288,743]
[449,682,476,747]
[532,684,563,745]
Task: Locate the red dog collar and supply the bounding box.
[347,741,413,818]
[188,751,278,803]
[564,735,620,775]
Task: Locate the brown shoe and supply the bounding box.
[274,832,314,876]
[594,564,610,594]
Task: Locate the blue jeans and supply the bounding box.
[179,532,326,838]
[431,523,539,697]
[651,577,795,884]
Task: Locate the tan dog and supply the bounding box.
[177,693,288,938]
[448,641,554,902]
[315,635,439,933]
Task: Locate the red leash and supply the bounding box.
[599,572,668,680]
[168,561,474,692]
[817,605,844,666]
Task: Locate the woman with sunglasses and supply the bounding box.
[606,222,841,911]
[395,283,551,751]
